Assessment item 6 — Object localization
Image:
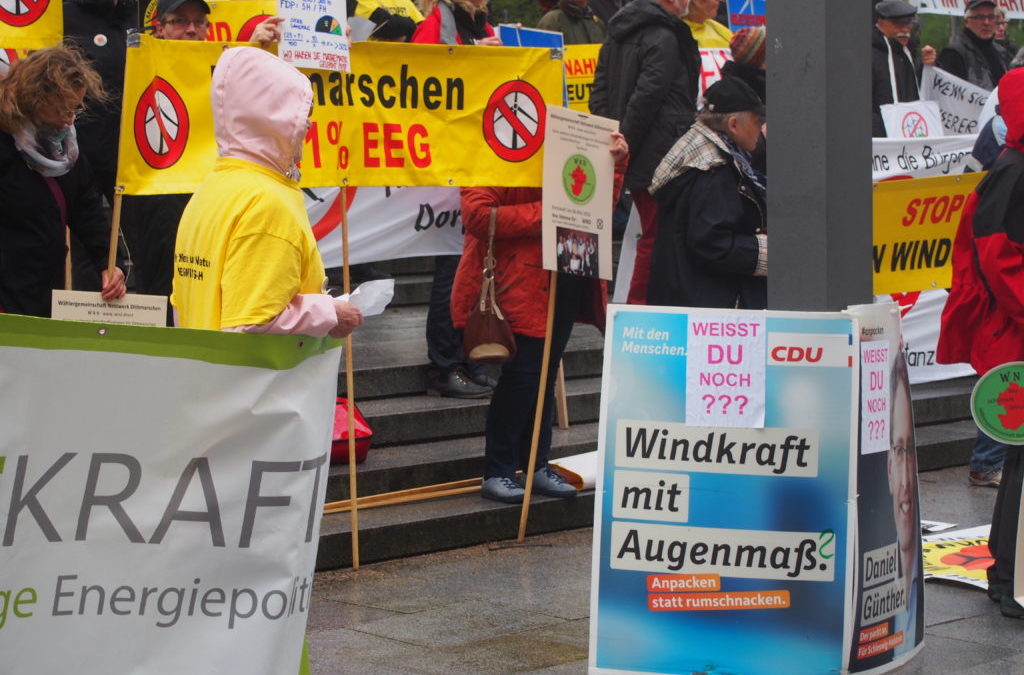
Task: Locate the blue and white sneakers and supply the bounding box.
[524,466,577,498]
[481,476,526,503]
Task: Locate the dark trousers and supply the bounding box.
[988,446,1024,590]
[483,275,582,479]
[426,254,468,373]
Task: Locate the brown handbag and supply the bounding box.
[463,208,517,364]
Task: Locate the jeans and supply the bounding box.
[426,254,468,373]
[971,427,1007,474]
[483,275,582,479]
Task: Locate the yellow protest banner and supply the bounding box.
[206,0,277,41]
[117,36,564,193]
[872,173,984,295]
[564,43,600,113]
[0,0,61,49]
[117,35,219,195]
[140,0,275,36]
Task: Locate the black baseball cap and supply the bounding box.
[703,77,765,117]
[965,0,996,10]
[875,0,917,19]
[157,0,211,18]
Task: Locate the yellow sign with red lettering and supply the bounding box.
[0,0,61,49]
[564,43,600,113]
[117,36,563,193]
[872,173,984,295]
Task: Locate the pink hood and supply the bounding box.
[1001,68,1024,153]
[211,47,313,177]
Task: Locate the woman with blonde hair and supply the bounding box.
[0,45,126,317]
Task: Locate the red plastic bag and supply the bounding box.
[331,397,372,464]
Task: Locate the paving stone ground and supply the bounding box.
[308,466,1021,674]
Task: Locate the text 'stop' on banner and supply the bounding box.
[872,172,984,296]
[117,37,565,195]
[0,0,61,49]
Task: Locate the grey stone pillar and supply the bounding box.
[766,0,873,311]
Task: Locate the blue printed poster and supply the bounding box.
[590,305,859,675]
[727,0,766,30]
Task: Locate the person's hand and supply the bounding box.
[251,16,284,44]
[100,267,127,302]
[609,131,628,163]
[476,36,502,46]
[330,299,364,338]
[921,45,936,66]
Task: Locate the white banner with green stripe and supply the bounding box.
[0,315,340,673]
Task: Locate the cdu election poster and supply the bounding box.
[590,305,861,675]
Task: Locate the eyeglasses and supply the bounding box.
[966,13,997,22]
[162,17,210,29]
[62,105,87,121]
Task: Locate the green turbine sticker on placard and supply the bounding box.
[971,361,1024,445]
[562,153,596,205]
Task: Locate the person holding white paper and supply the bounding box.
[171,47,361,338]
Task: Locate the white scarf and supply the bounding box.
[13,121,79,177]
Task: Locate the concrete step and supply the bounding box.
[325,421,599,502]
[316,489,596,569]
[910,376,976,426]
[355,376,602,447]
[338,305,604,398]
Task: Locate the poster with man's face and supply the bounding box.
[847,303,925,671]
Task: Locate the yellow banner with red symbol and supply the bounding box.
[0,0,61,49]
[116,35,563,193]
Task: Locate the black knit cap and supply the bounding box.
[703,77,766,117]
[156,0,211,18]
[875,0,917,19]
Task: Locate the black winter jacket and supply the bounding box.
[871,27,922,137]
[937,28,1008,91]
[0,132,112,317]
[63,0,138,202]
[648,129,766,309]
[590,0,699,190]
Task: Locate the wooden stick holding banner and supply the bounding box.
[107,187,124,281]
[65,229,72,291]
[339,186,361,570]
[517,270,558,541]
[555,361,569,429]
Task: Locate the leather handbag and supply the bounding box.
[463,208,517,364]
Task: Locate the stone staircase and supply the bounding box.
[315,257,979,570]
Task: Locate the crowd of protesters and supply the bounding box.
[5,0,1024,621]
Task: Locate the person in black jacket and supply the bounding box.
[647,78,766,310]
[590,0,698,305]
[0,46,126,317]
[937,0,1009,91]
[871,0,936,137]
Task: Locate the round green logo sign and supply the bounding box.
[562,154,595,205]
[971,361,1024,445]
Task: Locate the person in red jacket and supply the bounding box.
[453,134,628,503]
[937,67,1024,619]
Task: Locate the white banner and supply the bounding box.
[0,315,340,673]
[874,290,975,384]
[881,100,945,138]
[871,134,976,180]
[920,66,990,136]
[699,48,731,94]
[307,186,464,267]
[915,0,1024,20]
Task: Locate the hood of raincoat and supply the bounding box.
[210,46,313,178]
[1000,68,1024,153]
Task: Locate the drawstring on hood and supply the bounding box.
[211,47,313,180]
[999,68,1024,153]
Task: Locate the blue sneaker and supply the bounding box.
[525,466,577,498]
[481,476,525,503]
